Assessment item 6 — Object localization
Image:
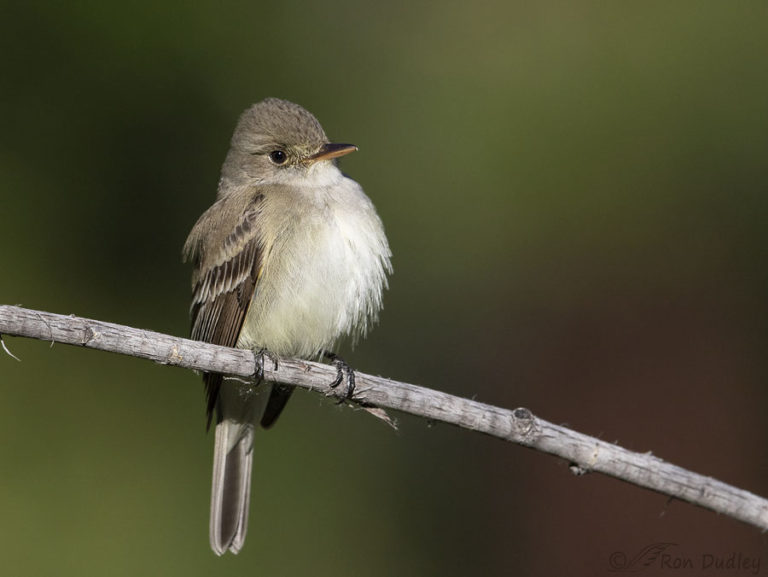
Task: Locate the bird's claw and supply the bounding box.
[324,351,356,400]
[253,348,279,382]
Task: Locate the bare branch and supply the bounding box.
[1,304,766,531]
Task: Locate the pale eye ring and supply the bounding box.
[269,150,288,165]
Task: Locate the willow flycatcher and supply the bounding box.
[183,98,392,555]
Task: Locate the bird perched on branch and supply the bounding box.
[183,97,392,555]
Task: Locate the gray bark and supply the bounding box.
[1,304,766,531]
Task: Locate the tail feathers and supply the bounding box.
[210,420,253,555]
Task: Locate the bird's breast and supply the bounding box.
[236,179,390,358]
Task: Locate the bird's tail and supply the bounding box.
[210,419,254,555]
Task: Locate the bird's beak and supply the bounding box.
[308,143,358,163]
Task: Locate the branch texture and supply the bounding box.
[1,304,766,531]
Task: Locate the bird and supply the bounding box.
[183,97,392,555]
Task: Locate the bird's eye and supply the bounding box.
[269,150,288,165]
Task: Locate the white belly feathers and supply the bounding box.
[236,167,391,358]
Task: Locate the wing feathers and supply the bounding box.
[186,196,264,426]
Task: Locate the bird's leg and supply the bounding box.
[252,347,279,382]
[323,350,356,399]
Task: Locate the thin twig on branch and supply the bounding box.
[1,304,766,531]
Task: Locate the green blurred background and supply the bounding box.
[2,1,767,575]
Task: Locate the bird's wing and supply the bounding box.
[185,195,265,428]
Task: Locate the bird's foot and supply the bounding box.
[323,351,356,400]
[253,348,279,382]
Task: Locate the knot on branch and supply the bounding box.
[81,325,96,346]
[164,345,184,366]
[511,407,539,440]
